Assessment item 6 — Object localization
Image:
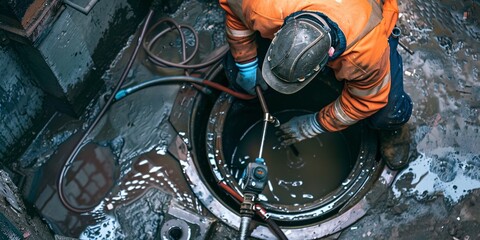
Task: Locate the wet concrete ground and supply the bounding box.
[18,1,234,239]
[14,0,480,239]
[338,0,480,239]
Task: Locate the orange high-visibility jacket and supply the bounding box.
[220,0,399,132]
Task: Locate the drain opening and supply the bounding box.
[160,219,191,240]
[193,72,382,225]
[168,68,394,238]
[59,142,119,212]
[168,226,183,240]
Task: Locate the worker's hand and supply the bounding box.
[277,113,326,146]
[235,58,268,95]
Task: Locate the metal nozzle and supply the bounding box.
[268,114,281,127]
[392,27,401,38]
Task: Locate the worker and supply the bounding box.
[219,0,413,170]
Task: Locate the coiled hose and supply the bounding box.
[57,9,156,214]
[56,6,286,240]
[57,9,252,214]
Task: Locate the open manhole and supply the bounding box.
[171,70,394,239]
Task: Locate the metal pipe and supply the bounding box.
[258,120,268,158]
[63,0,98,15]
[392,26,414,55]
[256,86,269,114]
[239,216,252,240]
[255,86,274,158]
[256,86,280,126]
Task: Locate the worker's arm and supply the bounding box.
[381,0,399,35]
[318,0,398,132]
[319,34,393,131]
[219,0,257,63]
[219,0,268,94]
[318,49,391,131]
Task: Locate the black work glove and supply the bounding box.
[277,113,326,146]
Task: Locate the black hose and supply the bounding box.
[142,17,228,69]
[55,10,285,240]
[57,9,156,213]
[265,218,289,240]
[115,76,254,101]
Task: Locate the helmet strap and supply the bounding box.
[292,12,331,32]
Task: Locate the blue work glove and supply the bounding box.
[278,113,326,146]
[235,58,267,95]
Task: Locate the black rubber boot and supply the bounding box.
[379,124,411,170]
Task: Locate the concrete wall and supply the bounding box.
[36,0,150,111]
[0,45,46,163]
[0,0,155,164]
[16,0,153,116]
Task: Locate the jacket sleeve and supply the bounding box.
[381,0,399,35]
[318,0,398,132]
[219,0,257,62]
[319,46,391,131]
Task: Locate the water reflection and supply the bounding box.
[231,110,353,205]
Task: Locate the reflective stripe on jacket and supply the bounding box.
[219,0,399,131]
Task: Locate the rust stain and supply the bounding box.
[23,0,63,41]
[21,0,47,27]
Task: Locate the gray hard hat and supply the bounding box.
[262,12,332,94]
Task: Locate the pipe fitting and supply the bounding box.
[392,27,401,38]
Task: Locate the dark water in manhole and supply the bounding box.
[231,110,352,205]
[200,69,377,220]
[202,88,378,222]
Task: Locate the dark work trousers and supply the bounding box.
[367,36,413,130]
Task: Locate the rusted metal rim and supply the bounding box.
[172,128,398,239]
[204,92,381,222]
[169,68,394,238]
[170,88,398,239]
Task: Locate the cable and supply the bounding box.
[56,10,249,213]
[57,9,156,213]
[115,76,255,101]
[142,17,228,69]
[55,9,271,240]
